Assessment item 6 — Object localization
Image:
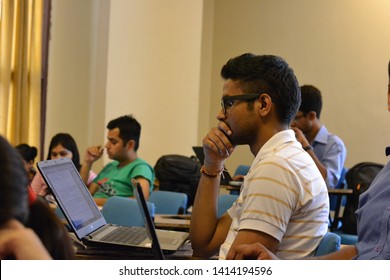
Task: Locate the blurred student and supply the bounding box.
[31,133,96,198]
[80,115,155,206]
[0,135,74,259]
[15,143,38,182]
[291,85,347,189]
[0,219,51,260]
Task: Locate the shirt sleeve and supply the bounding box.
[322,136,347,189]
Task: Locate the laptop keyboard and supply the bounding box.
[101,227,148,245]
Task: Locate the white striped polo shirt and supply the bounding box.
[219,129,329,260]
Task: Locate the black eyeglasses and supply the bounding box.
[221,93,261,115]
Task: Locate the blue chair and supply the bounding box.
[217,194,239,218]
[149,190,188,214]
[234,164,250,177]
[329,167,348,230]
[101,196,155,227]
[314,232,341,256]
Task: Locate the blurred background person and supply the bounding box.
[31,133,96,200]
[15,143,38,183]
[0,135,74,259]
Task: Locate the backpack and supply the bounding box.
[341,162,384,235]
[154,154,201,208]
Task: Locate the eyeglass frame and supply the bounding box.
[221,93,262,115]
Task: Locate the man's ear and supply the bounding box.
[258,93,272,115]
[307,111,317,121]
[125,139,136,150]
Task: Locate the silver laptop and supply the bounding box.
[37,158,188,257]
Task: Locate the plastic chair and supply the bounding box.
[217,194,239,218]
[313,232,341,256]
[328,167,348,229]
[234,164,250,177]
[101,196,155,227]
[149,190,188,214]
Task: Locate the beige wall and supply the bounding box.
[210,0,390,172]
[47,0,390,175]
[47,0,203,170]
[104,0,203,167]
[46,0,92,159]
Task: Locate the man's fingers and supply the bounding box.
[205,128,232,156]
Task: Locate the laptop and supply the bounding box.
[37,158,188,258]
[192,146,242,186]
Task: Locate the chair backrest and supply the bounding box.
[234,164,250,177]
[149,190,188,214]
[217,194,239,218]
[313,232,341,256]
[329,166,348,211]
[101,196,155,227]
[341,162,384,234]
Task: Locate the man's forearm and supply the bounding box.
[315,245,357,260]
[189,172,223,258]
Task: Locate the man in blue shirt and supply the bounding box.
[291,85,347,189]
[227,60,390,260]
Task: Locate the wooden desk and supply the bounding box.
[222,183,242,195]
[72,237,194,260]
[74,244,194,260]
[327,188,353,195]
[154,214,191,231]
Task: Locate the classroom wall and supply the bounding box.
[47,0,203,171]
[46,0,109,170]
[104,0,203,167]
[209,0,390,172]
[47,0,390,175]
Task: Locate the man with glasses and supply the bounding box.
[228,60,390,260]
[190,53,329,260]
[291,85,347,189]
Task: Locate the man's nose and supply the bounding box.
[216,108,225,121]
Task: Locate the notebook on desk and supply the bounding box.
[192,146,242,186]
[37,158,188,259]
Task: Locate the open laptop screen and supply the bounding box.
[37,158,106,238]
[132,179,164,259]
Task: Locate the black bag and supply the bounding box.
[341,162,384,235]
[154,154,201,208]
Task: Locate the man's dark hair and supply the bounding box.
[0,136,29,225]
[220,53,301,124]
[107,115,141,151]
[299,85,323,119]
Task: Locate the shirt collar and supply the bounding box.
[253,129,296,164]
[313,125,329,145]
